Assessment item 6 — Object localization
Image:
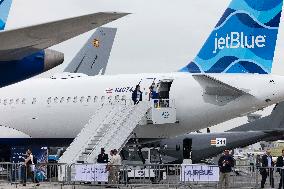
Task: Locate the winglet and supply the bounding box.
[0,0,12,30]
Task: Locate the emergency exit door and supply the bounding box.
[183,138,192,159]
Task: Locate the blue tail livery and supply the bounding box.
[180,0,283,74]
[0,0,12,30]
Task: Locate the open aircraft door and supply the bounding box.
[138,78,156,101]
[183,138,192,159]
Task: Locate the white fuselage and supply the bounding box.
[0,72,284,139]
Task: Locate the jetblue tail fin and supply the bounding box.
[180,0,283,74]
[64,27,117,75]
[0,0,12,30]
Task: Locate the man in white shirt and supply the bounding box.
[108,149,121,185]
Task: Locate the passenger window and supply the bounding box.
[108,96,112,102]
[115,95,120,101]
[15,99,20,104]
[73,96,78,103]
[9,99,14,105]
[80,96,85,103]
[47,97,52,104]
[67,97,71,103]
[94,96,98,103]
[54,97,59,103]
[32,98,37,104]
[101,96,105,101]
[4,99,7,105]
[60,97,64,103]
[87,96,91,103]
[22,98,26,104]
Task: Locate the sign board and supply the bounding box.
[180,164,219,182]
[73,164,108,182]
[128,168,155,178]
[211,138,227,147]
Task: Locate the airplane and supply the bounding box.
[0,0,283,145]
[0,0,127,87]
[134,102,284,164]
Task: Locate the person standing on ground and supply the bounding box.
[218,149,234,189]
[249,154,255,172]
[97,148,108,164]
[23,149,39,186]
[260,149,274,188]
[276,149,284,189]
[107,150,114,185]
[109,149,122,185]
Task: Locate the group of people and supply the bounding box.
[132,82,159,105]
[259,149,284,189]
[97,148,122,185]
[218,149,284,189]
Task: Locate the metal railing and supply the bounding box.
[1,162,283,188]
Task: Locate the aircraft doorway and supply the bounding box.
[183,138,192,159]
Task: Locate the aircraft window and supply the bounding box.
[0,99,1,104]
[9,99,14,105]
[15,99,20,104]
[32,98,37,104]
[94,96,98,103]
[4,99,7,105]
[22,98,26,104]
[47,97,52,104]
[107,96,112,102]
[87,96,91,103]
[67,97,71,103]
[60,97,64,103]
[73,96,78,103]
[121,95,126,101]
[80,96,85,103]
[101,96,105,101]
[115,95,120,101]
[54,97,59,103]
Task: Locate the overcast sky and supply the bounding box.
[3,0,283,135]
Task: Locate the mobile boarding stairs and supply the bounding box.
[59,98,177,164]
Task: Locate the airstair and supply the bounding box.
[59,100,151,164]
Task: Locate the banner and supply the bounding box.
[180,164,219,182]
[73,164,108,182]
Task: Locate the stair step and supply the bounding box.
[59,102,150,164]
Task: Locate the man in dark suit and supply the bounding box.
[261,150,274,188]
[97,148,108,163]
[276,149,284,189]
[132,85,142,105]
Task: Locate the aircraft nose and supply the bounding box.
[43,49,64,71]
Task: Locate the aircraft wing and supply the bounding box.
[193,74,251,96]
[0,12,129,61]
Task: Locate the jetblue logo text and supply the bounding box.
[213,32,266,53]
